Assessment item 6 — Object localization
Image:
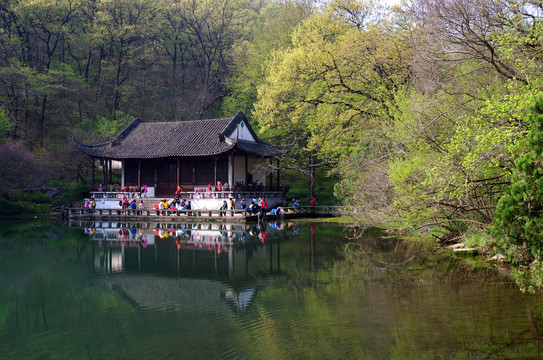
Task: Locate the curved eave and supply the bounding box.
[235,139,294,158]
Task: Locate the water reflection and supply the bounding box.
[81,221,283,278]
[6,219,542,359]
[72,220,319,316]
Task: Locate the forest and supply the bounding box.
[0,0,542,289]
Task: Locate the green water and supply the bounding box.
[0,219,542,359]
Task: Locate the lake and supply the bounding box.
[1,218,542,359]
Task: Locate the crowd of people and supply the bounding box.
[84,197,96,210]
[88,179,320,221]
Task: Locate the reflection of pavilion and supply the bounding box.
[83,222,284,314]
[88,222,280,280]
[86,274,260,316]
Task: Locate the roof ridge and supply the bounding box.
[112,118,141,146]
[142,117,233,125]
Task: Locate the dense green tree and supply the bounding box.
[94,0,161,113]
[254,0,409,203]
[385,0,543,235]
[0,109,12,140]
[221,0,312,119]
[492,97,543,263]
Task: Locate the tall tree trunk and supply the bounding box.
[39,95,47,147]
[84,49,92,83]
[12,92,18,140]
[308,151,315,199]
[113,45,124,113]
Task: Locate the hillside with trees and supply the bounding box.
[1,0,542,288]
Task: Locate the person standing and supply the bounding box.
[141,184,148,198]
[138,200,145,215]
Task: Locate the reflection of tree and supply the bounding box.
[338,234,505,286]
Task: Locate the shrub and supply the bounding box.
[56,183,90,205]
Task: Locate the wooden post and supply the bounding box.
[109,159,112,185]
[91,157,95,189]
[102,159,107,185]
[138,160,141,187]
[214,158,218,185]
[229,152,234,189]
[277,160,281,190]
[244,154,248,186]
[179,160,183,186]
[121,160,125,187]
[269,159,273,190]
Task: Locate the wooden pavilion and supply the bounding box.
[74,112,292,197]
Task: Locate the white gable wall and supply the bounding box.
[227,120,256,142]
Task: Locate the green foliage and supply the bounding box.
[0,196,50,216]
[254,2,409,201]
[283,168,339,206]
[79,111,135,141]
[491,96,543,264]
[16,190,51,204]
[0,109,13,140]
[56,182,91,204]
[221,1,310,119]
[255,8,409,162]
[388,79,536,234]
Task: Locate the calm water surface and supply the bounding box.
[1,219,542,359]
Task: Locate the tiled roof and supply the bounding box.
[74,112,291,159]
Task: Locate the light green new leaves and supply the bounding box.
[255,6,410,164]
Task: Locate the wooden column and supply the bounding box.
[277,160,281,189]
[269,159,273,190]
[138,160,141,187]
[244,154,248,186]
[228,152,234,188]
[214,158,218,184]
[102,159,107,185]
[109,159,112,184]
[121,159,125,187]
[91,157,95,189]
[179,160,183,185]
[176,159,180,186]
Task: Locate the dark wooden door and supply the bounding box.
[156,159,176,197]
